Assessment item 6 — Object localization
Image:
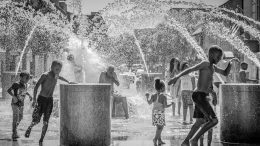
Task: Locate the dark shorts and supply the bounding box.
[192,91,216,120]
[32,95,53,123]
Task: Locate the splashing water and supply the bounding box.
[219,7,260,27]
[61,35,105,83]
[15,25,37,76]
[132,34,150,76]
[206,22,260,67]
[197,10,260,42]
[165,17,207,60]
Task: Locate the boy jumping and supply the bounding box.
[168,46,238,146]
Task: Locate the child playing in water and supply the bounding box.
[199,85,217,146]
[169,45,238,146]
[24,60,74,144]
[239,62,258,83]
[179,62,196,124]
[145,79,173,146]
[8,72,32,140]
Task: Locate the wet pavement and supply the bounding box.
[0,98,259,146]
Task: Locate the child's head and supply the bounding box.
[155,78,165,93]
[240,62,248,70]
[67,54,74,62]
[208,45,223,64]
[106,66,115,78]
[181,62,189,71]
[20,71,31,83]
[169,57,180,73]
[51,60,63,75]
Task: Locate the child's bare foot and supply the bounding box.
[158,139,166,145]
[153,138,157,146]
[181,140,189,146]
[190,139,198,146]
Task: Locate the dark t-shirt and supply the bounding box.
[10,82,27,106]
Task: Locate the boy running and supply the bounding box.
[168,46,238,146]
[24,60,73,143]
[8,72,32,140]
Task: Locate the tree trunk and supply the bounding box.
[44,54,48,72]
[31,54,36,76]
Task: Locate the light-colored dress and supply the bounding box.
[152,94,165,126]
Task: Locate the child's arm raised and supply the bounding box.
[214,58,239,76]
[146,93,153,105]
[168,61,208,85]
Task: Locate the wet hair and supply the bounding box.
[155,78,165,91]
[20,71,31,79]
[181,62,189,71]
[208,45,223,57]
[51,60,63,68]
[169,58,180,73]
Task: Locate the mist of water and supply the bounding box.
[60,35,106,83]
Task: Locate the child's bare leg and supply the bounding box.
[183,105,188,122]
[172,102,176,116]
[39,121,48,142]
[190,118,218,146]
[200,134,204,146]
[154,125,162,146]
[25,121,38,137]
[189,105,194,123]
[158,125,165,144]
[207,128,213,146]
[12,105,19,137]
[178,101,181,115]
[181,118,205,146]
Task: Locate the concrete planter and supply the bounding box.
[220,83,260,143]
[60,84,111,146]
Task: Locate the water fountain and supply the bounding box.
[100,1,260,144]
[3,0,260,145]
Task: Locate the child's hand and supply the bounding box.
[32,100,37,108]
[69,82,77,84]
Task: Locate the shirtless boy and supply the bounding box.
[24,60,73,143]
[168,46,238,146]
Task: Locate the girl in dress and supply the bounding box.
[146,79,173,146]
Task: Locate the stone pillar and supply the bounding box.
[1,72,20,99]
[220,84,260,143]
[60,84,111,146]
[141,73,163,94]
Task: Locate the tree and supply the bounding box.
[0,1,69,72]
